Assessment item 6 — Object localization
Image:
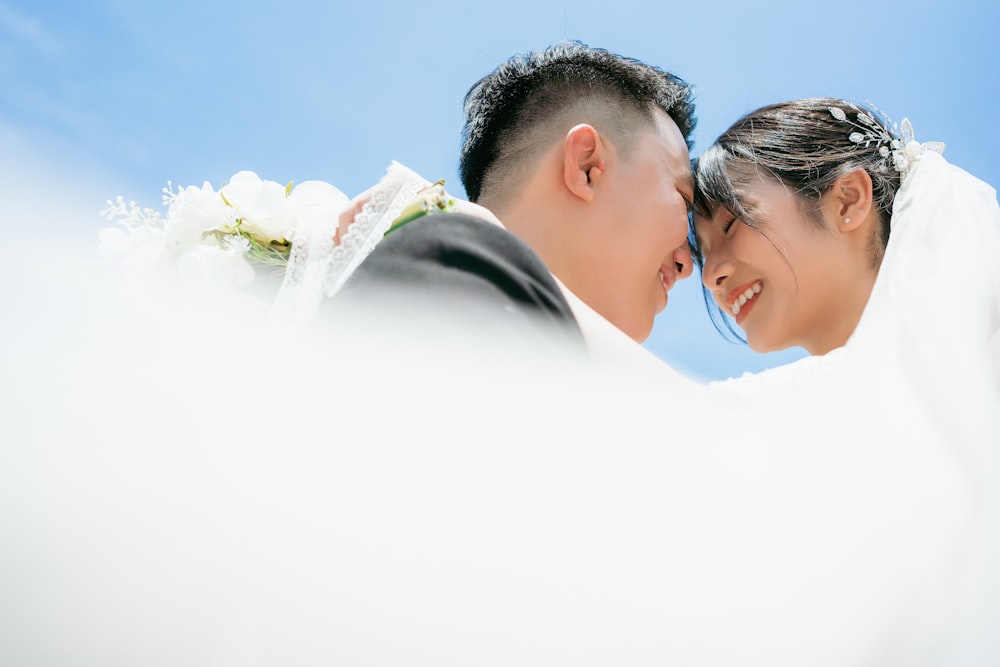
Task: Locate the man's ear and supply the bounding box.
[563,124,606,203]
[826,169,874,232]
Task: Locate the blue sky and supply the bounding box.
[2,0,996,381]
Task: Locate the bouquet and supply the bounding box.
[100,167,456,289]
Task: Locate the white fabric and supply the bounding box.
[0,154,997,666]
[691,151,1000,663]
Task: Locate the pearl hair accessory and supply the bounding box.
[828,104,946,182]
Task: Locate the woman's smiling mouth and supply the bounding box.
[729,281,762,319]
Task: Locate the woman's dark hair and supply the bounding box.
[691,97,904,341]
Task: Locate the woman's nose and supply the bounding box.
[701,253,731,291]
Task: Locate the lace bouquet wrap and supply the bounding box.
[273,162,437,324]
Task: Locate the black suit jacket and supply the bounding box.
[335,213,583,349]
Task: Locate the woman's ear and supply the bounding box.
[563,124,606,203]
[827,169,874,232]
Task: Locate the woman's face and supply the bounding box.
[693,177,856,354]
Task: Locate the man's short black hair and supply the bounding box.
[459,41,696,203]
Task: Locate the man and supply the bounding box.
[339,42,696,348]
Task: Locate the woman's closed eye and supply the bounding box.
[722,215,737,235]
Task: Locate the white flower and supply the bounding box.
[176,241,255,288]
[222,234,252,254]
[101,169,368,293]
[220,171,293,244]
[288,180,349,216]
[164,181,235,255]
[98,223,167,260]
[287,180,350,239]
[904,141,923,161]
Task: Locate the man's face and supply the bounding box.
[577,110,694,341]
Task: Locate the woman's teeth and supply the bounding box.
[731,282,762,316]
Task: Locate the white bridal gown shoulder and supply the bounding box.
[0,153,997,666]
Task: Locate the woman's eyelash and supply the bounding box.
[722,216,736,234]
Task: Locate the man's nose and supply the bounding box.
[671,242,693,280]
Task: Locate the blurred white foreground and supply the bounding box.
[0,243,998,666]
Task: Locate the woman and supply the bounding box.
[692,98,907,356]
[691,96,999,422]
